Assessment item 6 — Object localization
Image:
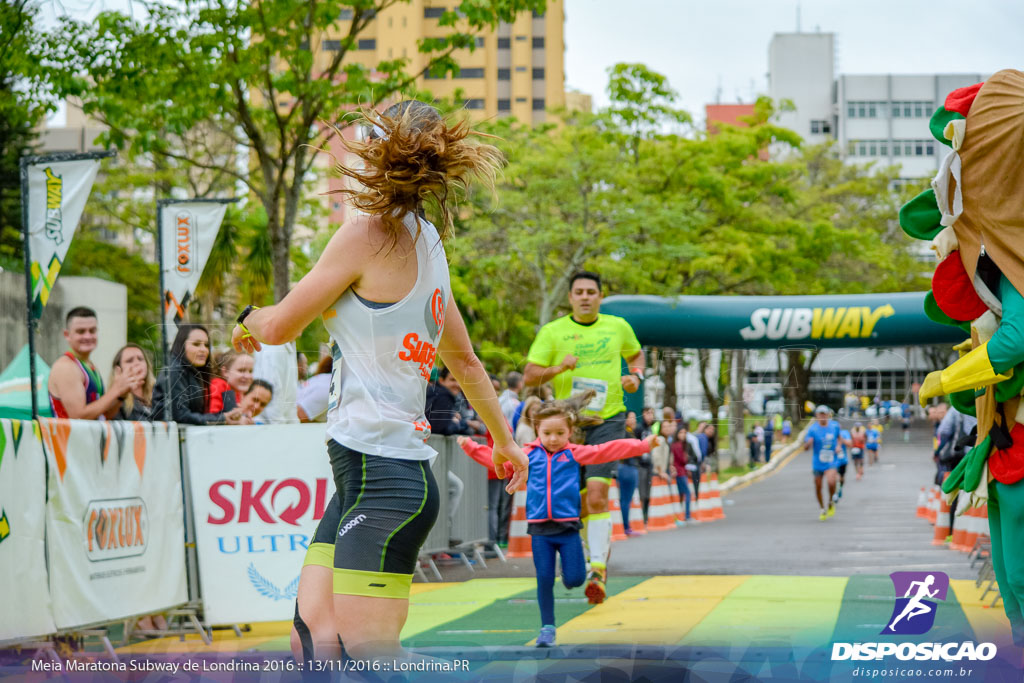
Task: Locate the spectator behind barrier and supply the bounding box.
[108,344,155,421]
[515,395,542,446]
[209,351,254,414]
[499,371,524,425]
[251,342,299,424]
[425,367,471,435]
[48,306,146,420]
[239,379,274,423]
[297,355,332,423]
[152,324,243,425]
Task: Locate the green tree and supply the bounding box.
[47,0,544,301]
[0,0,50,264]
[62,232,162,360]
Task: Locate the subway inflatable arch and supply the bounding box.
[601,292,963,349]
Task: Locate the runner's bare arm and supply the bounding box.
[523,358,576,387]
[620,351,645,393]
[440,296,528,490]
[231,218,372,351]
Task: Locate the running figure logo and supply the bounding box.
[882,571,949,635]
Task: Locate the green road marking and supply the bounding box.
[684,575,848,648]
[404,576,650,648]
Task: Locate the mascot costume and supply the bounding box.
[907,69,1024,647]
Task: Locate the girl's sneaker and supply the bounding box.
[536,625,557,648]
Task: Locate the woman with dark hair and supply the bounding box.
[152,324,242,425]
[230,101,527,664]
[108,344,156,421]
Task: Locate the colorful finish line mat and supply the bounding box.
[4,575,1020,682]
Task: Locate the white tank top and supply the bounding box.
[323,212,449,460]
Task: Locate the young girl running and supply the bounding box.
[459,399,659,647]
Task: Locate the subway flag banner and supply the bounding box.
[40,419,187,629]
[24,156,106,319]
[159,201,230,336]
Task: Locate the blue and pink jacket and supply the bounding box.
[461,438,651,523]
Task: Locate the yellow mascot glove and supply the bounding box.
[919,372,943,407]
[919,341,1012,407]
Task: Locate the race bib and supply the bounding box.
[818,449,834,464]
[571,376,607,412]
[327,341,343,412]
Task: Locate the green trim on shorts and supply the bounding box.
[380,461,428,573]
[303,542,334,569]
[338,454,367,533]
[333,567,413,599]
[586,476,613,485]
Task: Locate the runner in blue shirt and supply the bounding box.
[803,405,842,521]
[833,424,853,504]
[866,419,882,465]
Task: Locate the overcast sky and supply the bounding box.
[565,0,1024,116]
[44,0,1023,123]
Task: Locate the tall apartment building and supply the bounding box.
[319,1,565,227]
[318,1,565,125]
[768,32,984,181]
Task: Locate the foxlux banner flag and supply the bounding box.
[159,201,230,334]
[24,154,110,318]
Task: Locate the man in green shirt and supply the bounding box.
[524,271,644,604]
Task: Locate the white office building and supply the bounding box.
[768,32,985,181]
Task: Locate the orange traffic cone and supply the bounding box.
[506,486,532,558]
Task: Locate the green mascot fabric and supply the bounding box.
[929,107,965,146]
[899,189,944,241]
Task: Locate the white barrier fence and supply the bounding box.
[0,419,55,642]
[185,424,336,624]
[40,419,187,629]
[0,418,497,644]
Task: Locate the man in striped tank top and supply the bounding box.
[48,306,145,419]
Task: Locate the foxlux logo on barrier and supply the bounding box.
[832,572,997,662]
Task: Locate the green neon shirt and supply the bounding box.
[526,314,641,419]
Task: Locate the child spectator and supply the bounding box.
[108,344,155,421]
[209,351,254,414]
[459,399,659,648]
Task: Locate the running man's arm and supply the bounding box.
[621,350,645,393]
[440,296,527,491]
[523,323,576,386]
[232,217,373,349]
[572,435,658,465]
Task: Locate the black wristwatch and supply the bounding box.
[237,305,258,326]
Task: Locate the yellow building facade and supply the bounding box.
[318,0,565,124]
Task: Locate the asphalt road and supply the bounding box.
[608,420,978,579]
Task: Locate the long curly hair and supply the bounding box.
[328,100,503,247]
